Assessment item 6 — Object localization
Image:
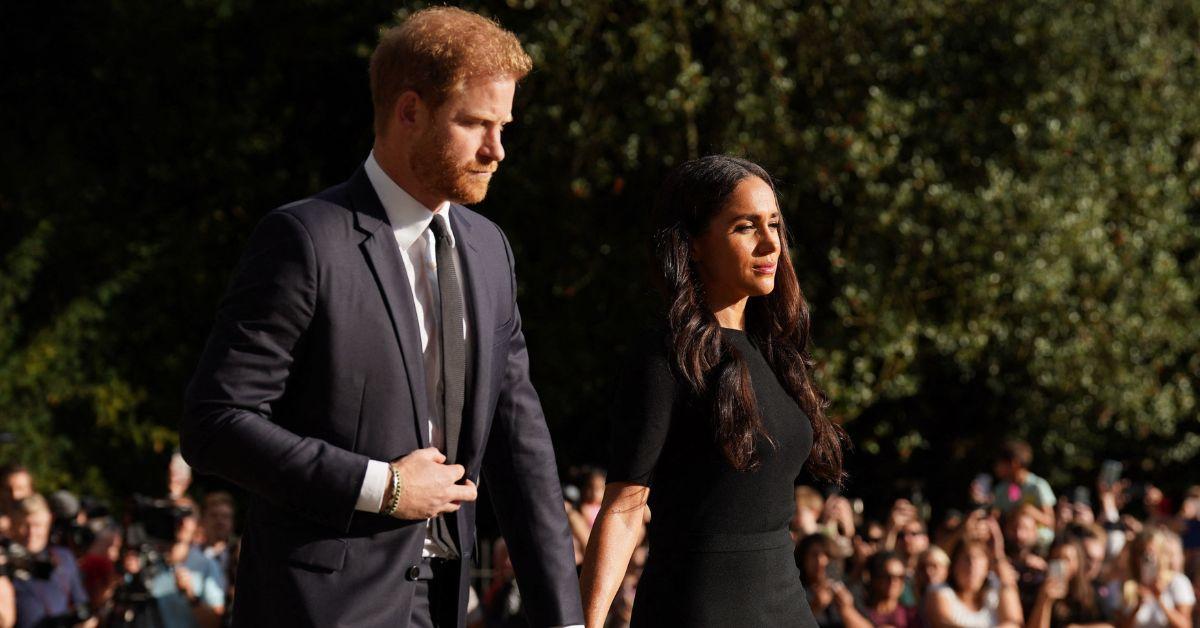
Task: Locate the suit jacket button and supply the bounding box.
[406,565,421,581]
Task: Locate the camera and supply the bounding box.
[124,495,194,547]
[0,538,56,581]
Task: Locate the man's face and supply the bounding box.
[6,471,32,503]
[203,504,234,543]
[411,76,515,206]
[17,510,52,553]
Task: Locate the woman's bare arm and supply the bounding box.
[579,482,650,628]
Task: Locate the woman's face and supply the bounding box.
[691,176,782,306]
[918,555,949,588]
[874,558,908,602]
[952,546,990,593]
[804,544,830,581]
[1050,543,1080,580]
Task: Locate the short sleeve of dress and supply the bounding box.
[606,340,678,486]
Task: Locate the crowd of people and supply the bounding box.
[554,441,1199,628]
[1,440,1197,628]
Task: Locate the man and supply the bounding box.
[992,440,1056,546]
[0,465,33,536]
[182,7,582,628]
[137,504,225,628]
[198,492,236,576]
[8,494,91,628]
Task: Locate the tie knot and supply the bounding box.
[428,215,452,243]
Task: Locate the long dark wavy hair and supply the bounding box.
[653,155,847,484]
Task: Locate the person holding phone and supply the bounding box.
[927,538,1023,628]
[1028,538,1112,628]
[1112,527,1194,628]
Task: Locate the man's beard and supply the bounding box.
[411,129,493,205]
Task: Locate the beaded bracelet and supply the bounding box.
[383,463,403,516]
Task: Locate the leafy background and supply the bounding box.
[2,0,1198,520]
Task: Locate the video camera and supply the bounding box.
[0,538,56,581]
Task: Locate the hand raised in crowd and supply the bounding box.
[822,496,856,538]
[384,448,478,520]
[1038,568,1067,601]
[994,556,1019,589]
[888,499,917,531]
[174,565,196,600]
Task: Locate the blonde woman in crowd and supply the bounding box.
[1113,527,1194,628]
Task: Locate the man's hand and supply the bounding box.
[383,448,478,520]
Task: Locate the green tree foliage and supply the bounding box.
[2,0,1197,508]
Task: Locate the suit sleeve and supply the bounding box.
[480,228,584,627]
[182,210,368,532]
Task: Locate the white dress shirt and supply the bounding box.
[357,151,467,559]
[355,154,584,628]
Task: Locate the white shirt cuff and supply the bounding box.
[356,459,392,513]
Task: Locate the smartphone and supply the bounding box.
[1073,486,1091,507]
[1100,460,1123,488]
[972,473,993,505]
[1048,559,1066,583]
[1140,554,1159,587]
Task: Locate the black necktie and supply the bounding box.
[428,215,463,556]
[429,215,465,466]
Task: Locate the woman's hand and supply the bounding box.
[1040,572,1067,601]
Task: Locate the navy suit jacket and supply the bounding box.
[182,166,583,627]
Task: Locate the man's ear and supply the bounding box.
[393,90,426,129]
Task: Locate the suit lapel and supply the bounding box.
[349,166,430,449]
[450,207,494,468]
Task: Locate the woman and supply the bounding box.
[797,533,873,628]
[915,547,951,604]
[927,539,1023,628]
[579,155,848,627]
[1111,527,1194,628]
[1028,538,1112,628]
[863,551,922,628]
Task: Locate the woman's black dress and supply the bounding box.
[608,328,819,627]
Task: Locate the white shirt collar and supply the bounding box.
[364,151,454,252]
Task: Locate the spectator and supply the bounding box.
[796,533,872,628]
[199,492,236,576]
[862,551,921,628]
[1064,522,1124,612]
[1111,527,1194,628]
[897,518,932,606]
[76,521,121,617]
[1004,503,1049,612]
[131,504,224,628]
[915,546,951,623]
[927,539,1023,628]
[1028,537,1112,628]
[0,465,33,538]
[992,440,1056,542]
[9,494,92,628]
[847,521,886,594]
